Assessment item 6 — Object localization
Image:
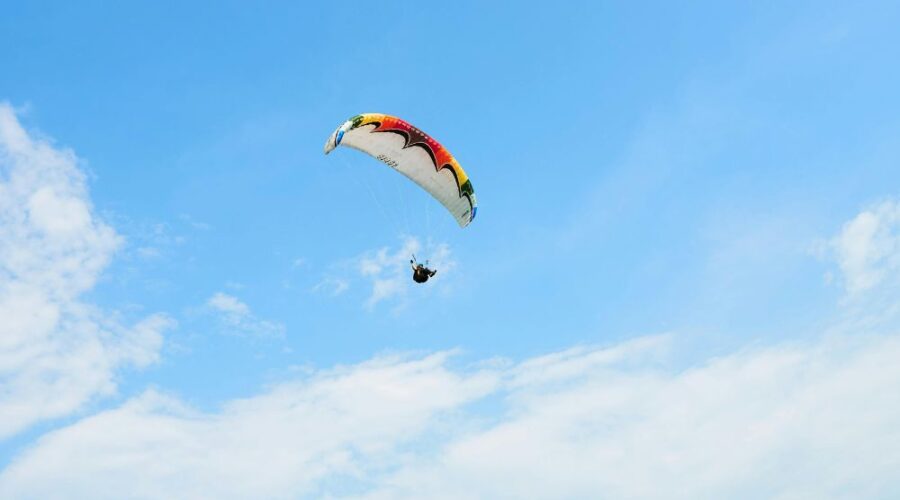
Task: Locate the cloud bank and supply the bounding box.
[2,329,899,499]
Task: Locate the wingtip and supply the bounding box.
[323,134,337,155]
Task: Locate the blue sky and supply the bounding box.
[2,1,900,497]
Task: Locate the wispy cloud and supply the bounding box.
[177,213,211,231]
[310,236,456,311]
[205,292,284,338]
[311,277,349,297]
[106,217,187,263]
[224,280,244,291]
[0,103,173,438]
[356,236,455,311]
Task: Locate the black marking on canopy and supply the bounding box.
[354,118,476,221]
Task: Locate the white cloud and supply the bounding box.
[2,332,899,499]
[830,200,900,295]
[0,103,173,438]
[368,334,900,500]
[206,292,284,338]
[207,292,250,316]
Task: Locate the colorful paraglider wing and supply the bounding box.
[324,113,477,228]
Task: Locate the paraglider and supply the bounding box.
[324,113,477,283]
[410,256,437,283]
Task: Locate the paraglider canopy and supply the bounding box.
[324,113,477,228]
